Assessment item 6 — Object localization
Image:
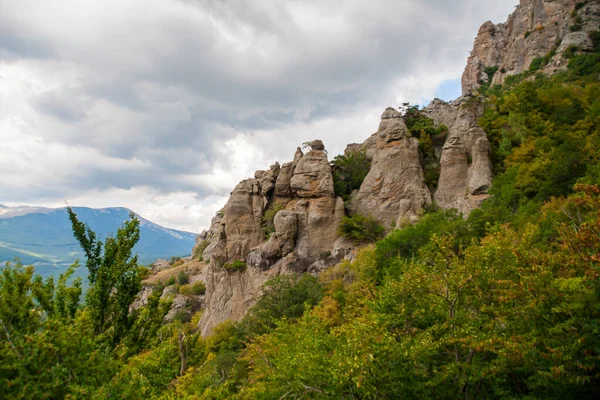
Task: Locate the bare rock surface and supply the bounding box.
[290,149,335,198]
[424,97,493,215]
[198,142,349,336]
[350,108,432,229]
[463,0,600,95]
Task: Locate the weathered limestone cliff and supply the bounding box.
[462,0,600,95]
[197,103,494,335]
[198,142,349,336]
[190,0,591,335]
[348,108,432,228]
[424,98,493,214]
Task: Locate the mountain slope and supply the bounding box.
[0,206,197,278]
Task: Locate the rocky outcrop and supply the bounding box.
[196,100,497,334]
[349,108,432,228]
[290,150,335,198]
[132,259,208,323]
[198,142,349,336]
[193,0,595,336]
[424,97,493,214]
[463,0,600,95]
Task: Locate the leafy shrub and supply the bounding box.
[529,56,545,72]
[590,30,600,52]
[180,281,206,295]
[223,260,246,272]
[193,240,209,261]
[402,104,447,190]
[339,214,385,243]
[524,30,531,38]
[375,209,469,270]
[137,266,150,280]
[262,202,284,238]
[563,44,579,59]
[238,274,323,340]
[568,53,600,76]
[165,276,176,286]
[177,270,189,285]
[483,65,499,82]
[331,149,371,201]
[403,104,448,139]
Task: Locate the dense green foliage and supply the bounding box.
[261,202,284,238]
[223,260,247,272]
[0,210,171,398]
[193,240,209,261]
[331,149,371,201]
[339,213,385,243]
[403,104,448,190]
[180,281,206,295]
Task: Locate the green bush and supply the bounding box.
[331,149,371,201]
[590,30,600,52]
[238,275,323,340]
[568,53,600,76]
[529,57,545,72]
[223,260,247,272]
[177,270,189,285]
[375,209,469,269]
[180,281,206,295]
[563,44,579,59]
[262,203,285,238]
[165,276,176,286]
[402,104,447,190]
[137,266,150,280]
[193,240,209,261]
[483,65,499,82]
[339,214,385,243]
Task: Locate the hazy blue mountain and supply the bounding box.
[0,206,198,280]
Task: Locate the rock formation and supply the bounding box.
[198,142,348,336]
[348,108,432,228]
[185,0,590,335]
[424,98,493,214]
[197,99,497,334]
[463,0,600,95]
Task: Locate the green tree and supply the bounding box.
[67,207,142,343]
[331,149,371,201]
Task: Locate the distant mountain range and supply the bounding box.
[0,205,198,280]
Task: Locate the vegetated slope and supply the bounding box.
[159,38,600,398]
[38,31,599,399]
[0,206,197,278]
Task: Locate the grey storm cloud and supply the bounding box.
[0,0,516,208]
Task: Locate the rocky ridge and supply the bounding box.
[462,0,600,95]
[196,99,494,335]
[146,0,596,335]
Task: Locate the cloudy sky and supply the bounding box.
[0,0,516,232]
